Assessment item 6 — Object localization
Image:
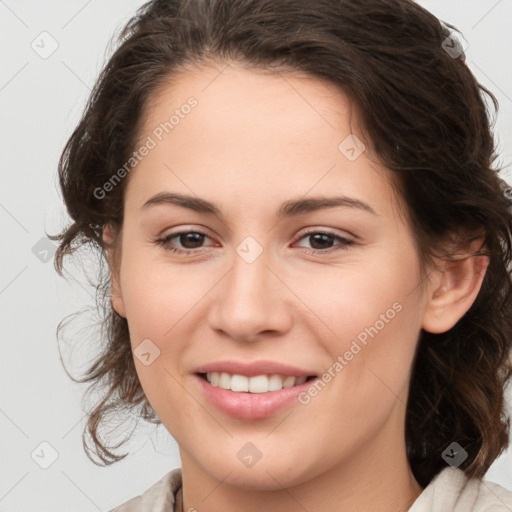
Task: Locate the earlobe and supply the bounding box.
[102,223,127,318]
[422,241,489,334]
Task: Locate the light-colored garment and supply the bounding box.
[109,468,183,512]
[109,466,512,511]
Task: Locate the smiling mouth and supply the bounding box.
[197,372,317,393]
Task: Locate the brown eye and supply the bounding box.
[156,230,212,254]
[294,230,354,255]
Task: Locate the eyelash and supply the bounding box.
[154,229,354,256]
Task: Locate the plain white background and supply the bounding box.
[1,1,511,510]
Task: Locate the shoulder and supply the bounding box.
[409,467,512,511]
[108,467,182,512]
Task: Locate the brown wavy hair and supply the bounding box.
[51,0,512,487]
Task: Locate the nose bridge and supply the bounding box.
[226,236,274,310]
[207,234,290,340]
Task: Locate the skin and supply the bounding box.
[104,61,488,512]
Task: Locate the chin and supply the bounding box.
[194,447,320,491]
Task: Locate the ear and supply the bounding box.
[102,223,126,318]
[422,237,489,334]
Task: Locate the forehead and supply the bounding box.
[147,61,350,112]
[140,61,360,152]
[126,62,399,222]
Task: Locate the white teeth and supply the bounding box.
[282,376,296,388]
[248,375,268,393]
[204,372,311,393]
[219,372,231,389]
[268,374,283,391]
[231,374,249,392]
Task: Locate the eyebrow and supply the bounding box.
[141,192,378,219]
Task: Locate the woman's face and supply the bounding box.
[109,62,432,489]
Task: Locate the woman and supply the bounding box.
[52,0,512,510]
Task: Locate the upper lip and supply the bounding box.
[194,360,317,378]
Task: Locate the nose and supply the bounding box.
[207,247,293,343]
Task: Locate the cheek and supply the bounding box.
[117,249,211,409]
[119,247,205,342]
[302,246,420,345]
[117,252,197,434]
[305,245,423,405]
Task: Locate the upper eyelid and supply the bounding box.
[161,225,353,238]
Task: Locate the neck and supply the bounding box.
[180,412,423,512]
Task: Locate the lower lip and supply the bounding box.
[195,374,316,420]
